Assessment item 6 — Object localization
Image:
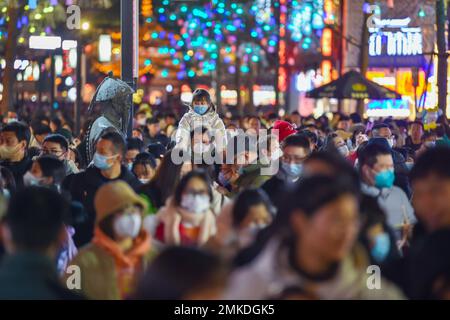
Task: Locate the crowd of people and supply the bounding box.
[0,88,450,300]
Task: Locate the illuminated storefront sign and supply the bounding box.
[278,0,287,92]
[366,99,411,118]
[368,16,425,67]
[321,28,332,57]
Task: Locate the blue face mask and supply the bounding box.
[93,152,115,171]
[405,162,414,171]
[2,188,10,200]
[374,169,395,189]
[127,162,133,171]
[193,104,208,115]
[218,172,230,187]
[281,162,303,179]
[371,232,391,263]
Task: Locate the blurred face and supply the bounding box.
[248,118,261,134]
[193,97,209,107]
[412,174,450,232]
[362,154,394,186]
[125,149,140,166]
[377,127,392,140]
[220,163,239,182]
[291,194,359,263]
[166,116,176,125]
[281,146,310,165]
[182,177,209,198]
[303,160,335,177]
[30,161,43,179]
[35,134,48,146]
[42,141,67,160]
[136,114,147,126]
[333,136,346,148]
[0,131,26,160]
[68,149,77,163]
[239,204,272,230]
[411,124,423,140]
[29,161,52,185]
[96,139,121,167]
[181,162,193,177]
[112,205,144,242]
[133,163,154,181]
[147,123,160,136]
[132,130,143,140]
[192,132,211,146]
[291,114,301,125]
[50,122,58,132]
[337,120,350,132]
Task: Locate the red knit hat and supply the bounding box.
[273,120,297,142]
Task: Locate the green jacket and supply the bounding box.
[235,163,272,193]
[66,243,155,300]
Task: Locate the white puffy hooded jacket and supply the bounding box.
[174,104,227,152]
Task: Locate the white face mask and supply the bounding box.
[139,178,150,184]
[23,171,43,187]
[113,213,142,239]
[180,194,210,214]
[237,223,268,248]
[137,118,147,126]
[338,145,350,157]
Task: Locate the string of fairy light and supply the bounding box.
[0,0,332,83]
[0,0,67,43]
[143,0,328,80]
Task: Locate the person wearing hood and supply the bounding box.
[65,181,152,300]
[175,89,226,153]
[66,132,141,247]
[262,134,311,210]
[358,143,416,242]
[224,176,405,299]
[146,170,216,247]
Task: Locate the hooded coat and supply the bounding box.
[175,104,227,152]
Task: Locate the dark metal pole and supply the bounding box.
[50,54,56,113]
[121,0,138,137]
[75,38,82,136]
[436,0,448,114]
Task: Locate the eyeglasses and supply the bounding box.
[41,149,66,157]
[281,155,308,164]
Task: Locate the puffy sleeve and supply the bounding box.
[175,115,192,151]
[212,117,227,153]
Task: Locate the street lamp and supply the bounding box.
[81,21,90,31]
